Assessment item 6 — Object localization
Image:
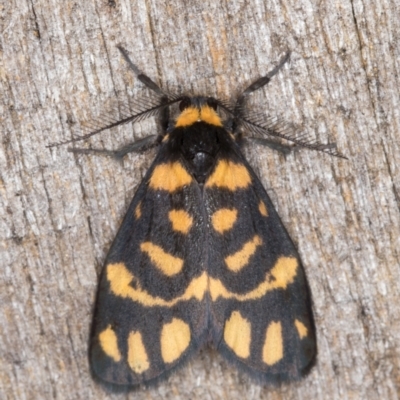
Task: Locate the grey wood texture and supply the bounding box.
[1,0,399,399]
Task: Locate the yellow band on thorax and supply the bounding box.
[175,105,223,127]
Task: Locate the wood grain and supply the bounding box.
[1,0,399,399]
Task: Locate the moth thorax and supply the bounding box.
[179,123,222,184]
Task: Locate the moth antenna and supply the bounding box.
[47,97,181,148]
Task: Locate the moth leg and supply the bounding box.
[68,134,159,159]
[243,137,294,155]
[234,52,291,115]
[117,46,166,96]
[242,52,291,96]
[158,99,170,132]
[243,137,339,157]
[232,52,291,136]
[117,45,170,132]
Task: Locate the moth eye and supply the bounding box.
[179,97,192,111]
[207,98,218,110]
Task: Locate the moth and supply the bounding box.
[50,47,345,385]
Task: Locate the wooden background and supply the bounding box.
[1,0,399,399]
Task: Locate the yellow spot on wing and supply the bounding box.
[107,263,207,306]
[210,256,298,301]
[140,242,184,276]
[259,200,268,217]
[127,331,150,373]
[175,107,200,127]
[99,325,121,362]
[205,160,251,190]
[224,311,251,358]
[200,105,223,126]
[271,256,299,288]
[294,319,308,339]
[262,321,283,365]
[149,162,192,192]
[160,318,191,363]
[211,208,238,234]
[224,235,262,272]
[135,202,141,219]
[169,209,193,234]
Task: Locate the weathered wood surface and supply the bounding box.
[1,0,399,399]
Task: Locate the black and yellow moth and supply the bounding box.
[51,47,345,385]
